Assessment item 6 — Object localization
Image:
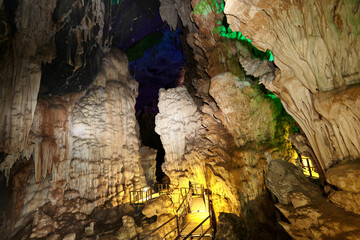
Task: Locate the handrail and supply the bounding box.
[163,225,178,238]
[176,188,192,213]
[181,216,210,240]
[130,184,215,240]
[130,184,170,207]
[177,221,191,235]
[198,227,211,239]
[131,216,177,240]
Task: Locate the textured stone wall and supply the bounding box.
[139,146,157,186]
[0,0,57,155]
[205,72,293,218]
[1,49,146,238]
[155,86,207,187]
[0,0,111,177]
[209,72,277,147]
[266,159,360,239]
[221,1,360,238]
[155,83,287,238]
[157,1,297,237]
[224,0,360,170]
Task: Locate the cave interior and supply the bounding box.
[0,0,360,239]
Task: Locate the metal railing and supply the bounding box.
[130,187,153,206]
[190,184,204,195]
[130,183,215,239]
[177,216,211,240]
[130,184,170,207]
[158,183,170,194]
[131,216,178,240]
[177,188,193,228]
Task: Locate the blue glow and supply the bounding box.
[129,28,186,114]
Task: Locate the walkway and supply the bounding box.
[179,196,210,238]
[130,184,214,239]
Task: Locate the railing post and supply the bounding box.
[176,215,180,236]
[163,223,165,239]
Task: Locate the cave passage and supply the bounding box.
[124,26,186,182]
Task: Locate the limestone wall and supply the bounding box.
[0,0,57,155]
[1,49,146,238]
[155,86,206,187]
[224,0,360,170]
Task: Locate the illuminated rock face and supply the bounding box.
[266,159,360,239]
[209,72,277,147]
[155,86,208,187]
[157,2,296,237]
[155,78,287,238]
[326,160,360,215]
[0,0,110,177]
[224,0,360,171]
[1,49,145,238]
[204,73,288,228]
[222,2,360,236]
[0,0,57,155]
[141,195,177,239]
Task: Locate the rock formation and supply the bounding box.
[218,1,360,237]
[326,160,360,215]
[1,0,360,239]
[141,194,177,240]
[155,86,208,187]
[0,0,110,160]
[266,159,360,239]
[139,146,157,186]
[116,216,140,240]
[1,49,145,239]
[209,72,277,147]
[224,0,360,171]
[0,0,57,156]
[155,74,294,238]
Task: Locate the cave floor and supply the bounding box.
[179,196,211,238]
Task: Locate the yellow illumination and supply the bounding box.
[300,155,319,178]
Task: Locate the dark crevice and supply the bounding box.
[136,112,166,182]
[3,0,18,36]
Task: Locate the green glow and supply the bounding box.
[218,25,274,61]
[125,32,163,61]
[216,24,274,61]
[211,1,274,62]
[266,93,278,100]
[293,125,299,133]
[193,0,223,15]
[265,91,299,135]
[220,1,225,12]
[111,0,122,5]
[267,50,274,61]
